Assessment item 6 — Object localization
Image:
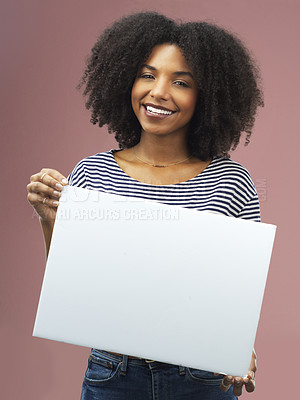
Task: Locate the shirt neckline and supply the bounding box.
[108,149,218,187]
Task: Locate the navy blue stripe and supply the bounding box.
[67,149,261,222]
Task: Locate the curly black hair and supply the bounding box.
[77,12,264,161]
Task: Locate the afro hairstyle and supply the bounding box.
[78,12,264,160]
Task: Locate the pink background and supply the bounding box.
[1,0,299,399]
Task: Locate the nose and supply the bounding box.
[150,78,170,101]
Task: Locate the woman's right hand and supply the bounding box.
[27,168,69,223]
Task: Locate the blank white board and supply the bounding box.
[33,185,276,377]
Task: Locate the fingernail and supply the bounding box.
[53,191,60,198]
[53,200,59,206]
[61,178,68,184]
[56,183,63,190]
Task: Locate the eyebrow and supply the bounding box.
[141,64,194,79]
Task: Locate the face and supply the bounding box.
[131,44,198,139]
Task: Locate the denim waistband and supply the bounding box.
[91,349,186,375]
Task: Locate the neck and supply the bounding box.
[134,131,191,165]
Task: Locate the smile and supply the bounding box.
[145,105,173,115]
[143,104,176,119]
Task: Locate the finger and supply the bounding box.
[232,378,244,397]
[42,196,59,207]
[248,370,255,380]
[27,192,59,208]
[250,349,257,374]
[242,370,253,384]
[27,181,62,200]
[40,172,47,182]
[220,375,233,392]
[40,168,68,184]
[245,379,255,393]
[27,192,45,205]
[38,169,68,188]
[30,169,68,187]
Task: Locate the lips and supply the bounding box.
[142,103,177,120]
[143,103,176,114]
[143,106,173,120]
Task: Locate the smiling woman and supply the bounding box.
[131,44,198,139]
[128,43,203,183]
[77,12,263,161]
[27,10,263,400]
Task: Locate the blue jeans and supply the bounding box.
[80,349,237,400]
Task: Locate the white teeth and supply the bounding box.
[146,106,173,115]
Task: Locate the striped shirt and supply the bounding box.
[68,149,261,222]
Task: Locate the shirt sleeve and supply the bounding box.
[237,191,261,222]
[225,161,261,222]
[67,159,87,188]
[214,160,261,222]
[231,162,261,222]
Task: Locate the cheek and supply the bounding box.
[131,84,139,115]
[131,81,146,112]
[181,95,198,118]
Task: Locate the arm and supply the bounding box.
[40,217,55,259]
[27,168,69,260]
[217,169,260,396]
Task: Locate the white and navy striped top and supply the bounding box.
[68,149,260,222]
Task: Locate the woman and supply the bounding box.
[27,11,263,399]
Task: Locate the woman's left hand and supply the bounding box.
[215,349,257,397]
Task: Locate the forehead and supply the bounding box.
[143,43,192,72]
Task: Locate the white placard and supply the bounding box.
[33,185,276,377]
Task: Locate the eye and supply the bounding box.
[174,81,190,88]
[140,74,155,80]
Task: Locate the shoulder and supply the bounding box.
[211,156,254,176]
[67,149,117,186]
[69,149,118,171]
[209,156,256,190]
[74,149,116,165]
[208,157,260,221]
